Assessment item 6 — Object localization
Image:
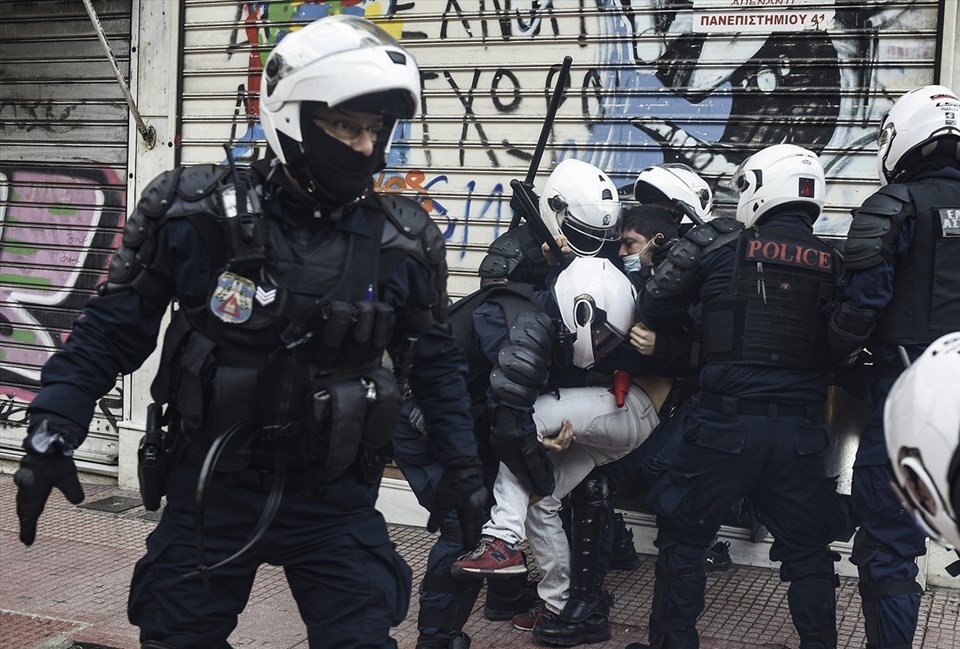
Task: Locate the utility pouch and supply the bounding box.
[321,301,353,347]
[177,333,216,432]
[207,366,258,471]
[356,443,393,484]
[316,380,367,479]
[138,403,167,511]
[360,367,402,448]
[371,302,396,349]
[353,301,375,343]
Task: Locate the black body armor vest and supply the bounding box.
[143,168,441,476]
[877,178,960,344]
[702,225,839,371]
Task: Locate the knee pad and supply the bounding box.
[570,472,610,508]
[649,553,704,636]
[852,531,922,649]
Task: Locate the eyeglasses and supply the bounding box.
[313,116,384,142]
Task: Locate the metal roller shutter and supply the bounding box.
[178,0,945,297]
[0,0,132,469]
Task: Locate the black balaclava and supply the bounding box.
[284,101,394,210]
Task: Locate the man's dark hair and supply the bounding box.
[622,204,679,242]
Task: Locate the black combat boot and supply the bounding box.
[533,473,611,646]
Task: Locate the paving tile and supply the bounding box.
[1,476,958,649]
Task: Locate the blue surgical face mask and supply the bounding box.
[621,236,660,273]
[622,252,643,273]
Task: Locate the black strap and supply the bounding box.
[700,393,820,418]
[857,578,922,602]
[654,561,702,579]
[184,424,285,586]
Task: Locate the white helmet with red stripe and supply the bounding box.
[877,85,960,186]
[734,144,825,227]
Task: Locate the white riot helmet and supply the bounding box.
[877,85,960,186]
[885,332,960,549]
[259,15,420,166]
[539,159,622,257]
[553,257,636,370]
[734,144,825,228]
[633,163,713,223]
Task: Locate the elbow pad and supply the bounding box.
[843,184,911,270]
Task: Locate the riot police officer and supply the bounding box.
[391,158,622,648]
[632,144,843,649]
[632,162,713,228]
[479,158,622,286]
[452,257,669,647]
[828,84,960,649]
[12,16,487,649]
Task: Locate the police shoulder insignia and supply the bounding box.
[210,271,255,323]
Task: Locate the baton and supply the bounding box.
[510,179,569,267]
[509,56,573,230]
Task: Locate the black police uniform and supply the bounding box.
[392,282,546,648]
[636,210,843,649]
[830,165,960,649]
[26,157,480,649]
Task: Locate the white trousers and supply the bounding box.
[482,385,660,613]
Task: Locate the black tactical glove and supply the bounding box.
[830,353,876,399]
[427,457,488,550]
[509,181,538,220]
[14,416,86,546]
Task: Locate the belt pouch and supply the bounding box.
[353,301,375,343]
[371,302,396,349]
[360,367,403,448]
[176,333,216,432]
[316,380,366,479]
[208,366,259,471]
[321,301,353,347]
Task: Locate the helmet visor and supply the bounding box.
[562,219,621,257]
[592,319,626,363]
[891,450,959,547]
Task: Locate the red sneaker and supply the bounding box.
[451,536,527,577]
[512,602,557,632]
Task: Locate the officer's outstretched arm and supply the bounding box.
[20,167,216,544]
